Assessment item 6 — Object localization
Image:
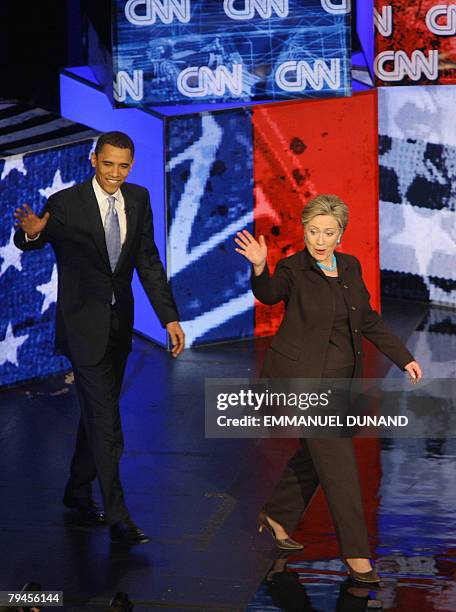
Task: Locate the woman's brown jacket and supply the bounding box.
[251,248,414,378]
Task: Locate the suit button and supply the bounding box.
[357,350,361,355]
[354,328,359,333]
[351,306,356,311]
[343,284,348,289]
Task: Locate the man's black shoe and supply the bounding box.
[107,591,134,611]
[110,519,151,545]
[63,495,106,524]
[21,581,43,612]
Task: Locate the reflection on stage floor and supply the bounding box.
[0,300,454,610]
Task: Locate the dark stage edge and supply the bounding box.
[1,299,454,611]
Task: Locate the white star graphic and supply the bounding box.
[88,138,96,160]
[167,114,256,277]
[388,204,456,277]
[428,280,456,305]
[36,264,58,313]
[1,154,27,180]
[0,322,28,367]
[410,330,456,378]
[39,169,75,199]
[0,228,22,276]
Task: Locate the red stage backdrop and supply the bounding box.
[252,90,380,338]
[375,0,456,86]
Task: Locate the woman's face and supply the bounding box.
[304,214,341,264]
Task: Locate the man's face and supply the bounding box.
[91,144,134,194]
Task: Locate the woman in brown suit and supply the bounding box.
[234,194,422,583]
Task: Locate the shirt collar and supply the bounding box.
[92,175,122,204]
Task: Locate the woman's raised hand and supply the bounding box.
[234,230,267,270]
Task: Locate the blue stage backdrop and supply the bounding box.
[0,138,97,387]
[111,0,352,106]
[378,84,456,307]
[166,109,254,345]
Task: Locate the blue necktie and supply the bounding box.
[105,196,121,272]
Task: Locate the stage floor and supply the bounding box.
[0,298,455,611]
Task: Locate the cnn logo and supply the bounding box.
[374,50,439,82]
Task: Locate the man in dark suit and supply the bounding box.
[14,131,185,545]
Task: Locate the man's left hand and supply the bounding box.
[166,321,185,358]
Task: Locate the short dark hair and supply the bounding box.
[95,131,135,158]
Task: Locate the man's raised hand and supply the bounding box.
[14,204,50,239]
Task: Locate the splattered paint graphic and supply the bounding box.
[166,109,255,346]
[375,0,456,86]
[252,91,380,336]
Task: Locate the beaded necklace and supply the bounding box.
[316,254,337,272]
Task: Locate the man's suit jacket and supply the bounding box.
[14,179,179,366]
[251,248,414,378]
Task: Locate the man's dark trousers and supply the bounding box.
[66,306,130,525]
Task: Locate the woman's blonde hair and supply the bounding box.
[301,194,349,234]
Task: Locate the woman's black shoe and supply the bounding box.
[258,511,304,551]
[342,558,381,584]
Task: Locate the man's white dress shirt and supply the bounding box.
[91,176,127,246]
[26,176,128,246]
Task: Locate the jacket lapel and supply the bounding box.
[334,250,349,276]
[300,248,327,283]
[79,179,111,270]
[79,179,140,274]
